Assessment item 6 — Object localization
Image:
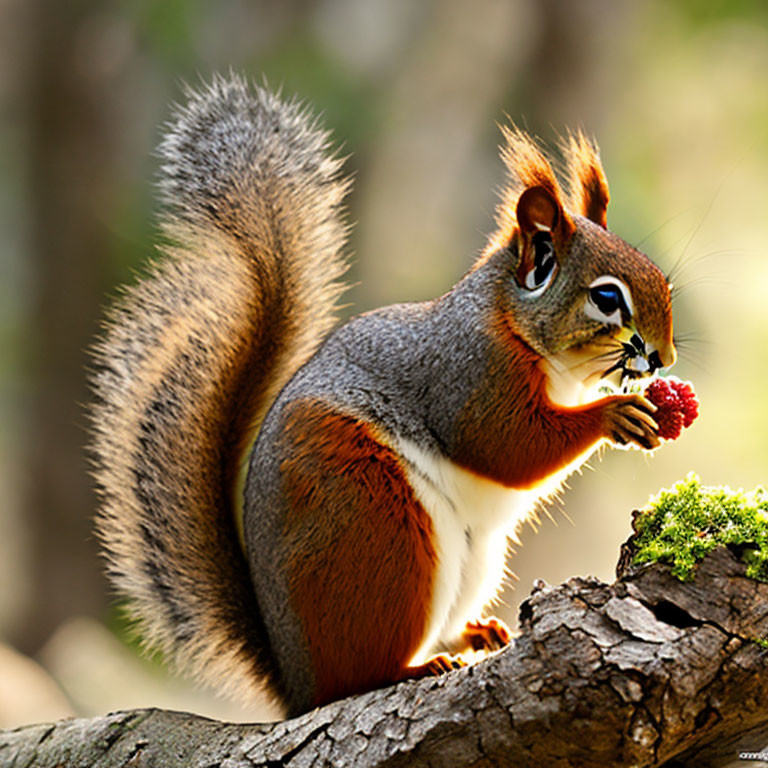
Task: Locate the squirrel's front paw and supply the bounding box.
[602,394,660,451]
[463,617,512,652]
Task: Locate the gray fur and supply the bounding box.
[244,210,670,710]
[95,74,671,716]
[92,74,349,706]
[244,259,500,710]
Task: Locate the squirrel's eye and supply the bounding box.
[524,231,556,290]
[586,277,634,326]
[589,284,622,315]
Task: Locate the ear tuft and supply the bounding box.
[479,124,573,260]
[563,129,610,228]
[498,124,564,204]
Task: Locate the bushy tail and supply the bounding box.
[91,75,349,702]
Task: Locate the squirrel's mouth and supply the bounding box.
[602,332,664,381]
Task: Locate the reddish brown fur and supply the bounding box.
[563,130,610,228]
[483,126,572,258]
[481,124,612,260]
[453,316,609,489]
[462,617,511,652]
[395,654,466,680]
[279,400,438,708]
[514,186,575,289]
[624,258,675,355]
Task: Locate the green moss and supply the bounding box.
[631,473,768,581]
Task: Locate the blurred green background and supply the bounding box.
[1,0,767,726]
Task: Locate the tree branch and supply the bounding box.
[3,545,768,767]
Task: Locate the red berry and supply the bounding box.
[644,377,699,441]
[645,379,677,408]
[669,380,699,428]
[657,408,684,440]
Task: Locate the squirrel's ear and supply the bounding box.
[516,186,560,234]
[516,185,574,242]
[514,186,572,291]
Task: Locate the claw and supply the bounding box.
[604,394,661,451]
[463,617,512,652]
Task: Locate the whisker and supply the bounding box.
[666,171,732,284]
[674,331,709,346]
[675,348,710,374]
[633,207,697,250]
[668,248,743,293]
[588,346,624,360]
[603,358,628,377]
[671,274,727,300]
[559,348,623,374]
[674,333,711,370]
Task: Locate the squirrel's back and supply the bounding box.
[91,75,349,702]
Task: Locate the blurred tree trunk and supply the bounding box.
[354,0,531,307]
[520,0,639,129]
[15,0,114,652]
[353,0,638,311]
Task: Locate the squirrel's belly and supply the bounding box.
[396,437,598,662]
[396,439,536,660]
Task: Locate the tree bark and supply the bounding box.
[3,545,768,767]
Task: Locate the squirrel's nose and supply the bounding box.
[647,343,676,373]
[657,343,677,369]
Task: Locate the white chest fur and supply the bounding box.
[396,437,597,663]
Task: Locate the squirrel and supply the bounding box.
[91,73,676,717]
